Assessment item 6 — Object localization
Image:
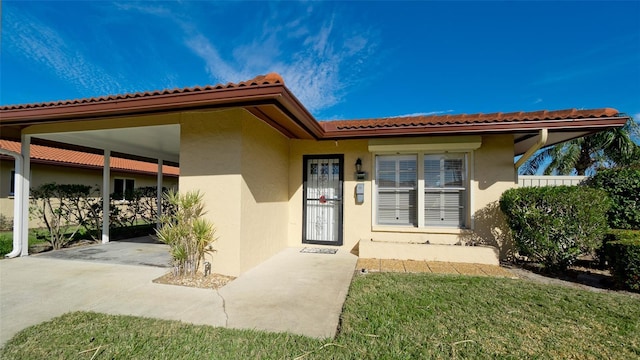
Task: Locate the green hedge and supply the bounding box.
[584,168,640,230]
[500,186,610,271]
[604,230,640,292]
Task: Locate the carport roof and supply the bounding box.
[0,139,179,176]
[0,73,631,156]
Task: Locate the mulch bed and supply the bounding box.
[152,272,236,290]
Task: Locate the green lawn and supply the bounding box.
[0,232,42,257]
[1,273,638,359]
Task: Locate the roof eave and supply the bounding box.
[0,84,286,124]
[320,116,630,139]
[0,83,326,140]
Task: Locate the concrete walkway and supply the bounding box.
[0,246,357,346]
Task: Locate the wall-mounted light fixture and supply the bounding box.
[355,158,367,180]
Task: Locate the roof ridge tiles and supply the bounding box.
[321,107,622,131]
[0,73,285,110]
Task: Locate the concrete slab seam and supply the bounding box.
[215,287,228,327]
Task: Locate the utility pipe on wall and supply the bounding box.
[0,148,23,258]
[20,135,31,256]
[514,128,548,170]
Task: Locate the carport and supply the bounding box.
[0,73,313,258]
[1,116,180,257]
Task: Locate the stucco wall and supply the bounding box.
[239,112,289,272]
[179,109,290,277]
[288,134,517,260]
[463,134,516,259]
[179,110,243,276]
[289,139,371,253]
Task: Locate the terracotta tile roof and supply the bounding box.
[322,108,621,131]
[0,71,627,143]
[0,140,179,176]
[0,73,284,110]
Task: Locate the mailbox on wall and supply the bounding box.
[355,183,365,204]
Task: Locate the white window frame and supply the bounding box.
[374,151,471,230]
[113,178,135,201]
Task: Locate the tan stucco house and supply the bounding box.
[0,73,630,276]
[0,139,179,226]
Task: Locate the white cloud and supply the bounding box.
[390,110,455,118]
[156,3,377,113]
[184,34,244,83]
[4,7,124,98]
[533,98,543,104]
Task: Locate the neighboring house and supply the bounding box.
[0,73,629,276]
[0,140,179,226]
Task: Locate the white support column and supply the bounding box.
[102,149,110,244]
[0,148,23,258]
[156,159,163,229]
[20,135,31,256]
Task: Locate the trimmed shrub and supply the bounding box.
[583,168,640,230]
[500,186,610,271]
[604,229,640,292]
[0,214,12,231]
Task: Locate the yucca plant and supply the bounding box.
[156,190,216,276]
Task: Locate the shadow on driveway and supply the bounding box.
[34,236,171,268]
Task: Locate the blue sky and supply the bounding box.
[2,1,639,122]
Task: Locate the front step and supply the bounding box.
[358,239,499,265]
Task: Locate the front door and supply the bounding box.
[302,155,343,245]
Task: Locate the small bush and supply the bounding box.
[604,229,640,292]
[0,214,12,231]
[584,168,640,230]
[500,186,610,271]
[0,233,12,256]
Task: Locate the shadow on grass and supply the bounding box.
[509,258,617,291]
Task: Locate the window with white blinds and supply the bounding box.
[424,154,466,227]
[375,153,469,229]
[376,155,417,225]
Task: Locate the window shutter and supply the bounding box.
[376,155,417,226]
[424,154,467,228]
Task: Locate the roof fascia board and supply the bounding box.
[321,117,629,139]
[0,85,287,125]
[277,90,325,139]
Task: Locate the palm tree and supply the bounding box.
[520,119,640,175]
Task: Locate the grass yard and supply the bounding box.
[0,232,42,257]
[1,273,638,359]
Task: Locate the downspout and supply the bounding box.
[514,128,548,170]
[0,148,23,258]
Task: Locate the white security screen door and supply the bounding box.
[302,155,343,245]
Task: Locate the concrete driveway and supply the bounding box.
[34,236,172,268]
[0,246,357,346]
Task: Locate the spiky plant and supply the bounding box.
[156,190,216,276]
